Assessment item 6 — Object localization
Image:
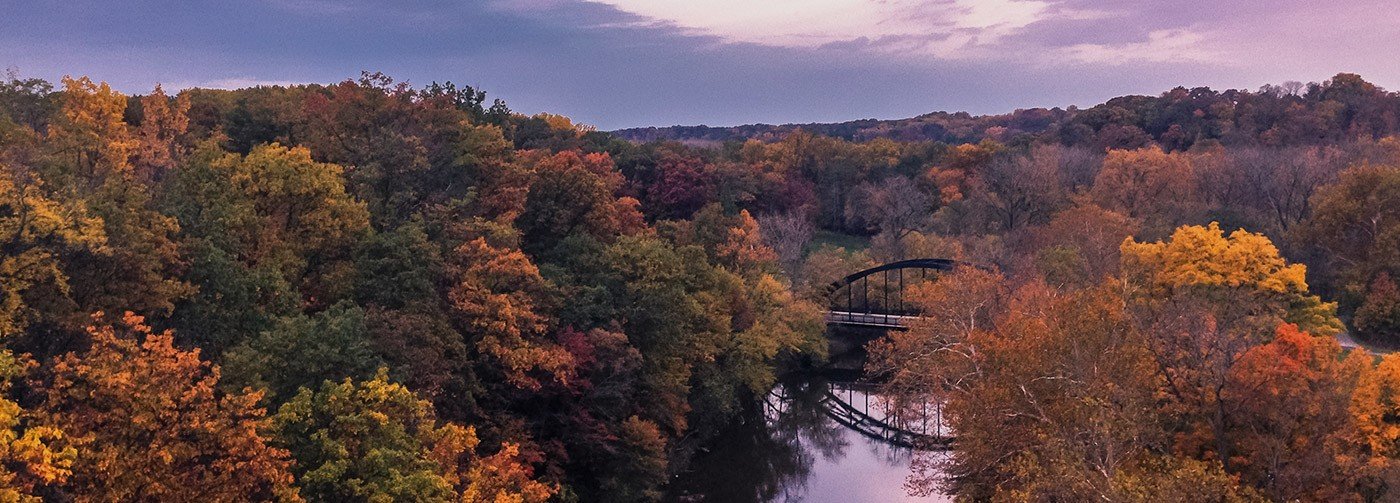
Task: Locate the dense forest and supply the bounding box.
[1,69,1399,501]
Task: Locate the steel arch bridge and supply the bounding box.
[804,258,968,448]
[821,258,960,329]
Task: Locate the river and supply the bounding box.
[666,373,952,502]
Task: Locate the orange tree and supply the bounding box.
[35,312,298,502]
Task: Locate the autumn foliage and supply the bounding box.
[870,224,1400,501]
[5,68,1400,501]
[37,312,297,502]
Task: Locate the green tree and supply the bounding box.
[596,416,666,503]
[229,143,369,297]
[1299,161,1400,342]
[271,371,552,503]
[161,142,369,351]
[353,223,465,399]
[222,302,383,403]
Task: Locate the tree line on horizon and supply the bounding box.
[0,69,1398,501]
[615,73,1400,151]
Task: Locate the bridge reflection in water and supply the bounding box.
[666,258,967,501]
[668,373,952,502]
[766,380,952,450]
[809,257,966,449]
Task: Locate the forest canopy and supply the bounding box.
[1,69,1400,501]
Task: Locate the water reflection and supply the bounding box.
[667,374,950,502]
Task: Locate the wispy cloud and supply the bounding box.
[580,0,1065,57]
[1063,29,1220,65]
[261,0,360,15]
[566,0,1240,65]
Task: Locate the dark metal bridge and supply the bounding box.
[803,259,966,447]
[822,258,959,329]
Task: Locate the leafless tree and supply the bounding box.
[1233,146,1345,234]
[974,149,1068,233]
[757,210,814,279]
[1040,144,1102,192]
[845,176,933,259]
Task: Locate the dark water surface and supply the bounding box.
[666,374,950,502]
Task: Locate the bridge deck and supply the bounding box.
[823,311,922,329]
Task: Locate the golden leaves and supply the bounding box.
[1122,222,1341,336]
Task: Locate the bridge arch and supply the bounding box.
[803,258,969,448]
[823,258,961,329]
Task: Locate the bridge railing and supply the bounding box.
[824,258,961,328]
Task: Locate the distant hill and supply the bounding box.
[612,73,1400,150]
[611,108,1073,146]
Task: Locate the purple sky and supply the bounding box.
[4,0,1397,129]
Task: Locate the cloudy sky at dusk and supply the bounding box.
[4,0,1397,129]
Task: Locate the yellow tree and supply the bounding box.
[0,113,84,500]
[0,166,105,337]
[1120,222,1340,470]
[43,77,137,187]
[42,77,191,322]
[0,351,73,501]
[1121,222,1340,336]
[1348,352,1400,496]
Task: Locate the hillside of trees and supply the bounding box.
[615,74,1400,151]
[1,69,1399,501]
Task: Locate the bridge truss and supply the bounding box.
[822,258,960,329]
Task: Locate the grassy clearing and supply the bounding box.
[806,230,870,256]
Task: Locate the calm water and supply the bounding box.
[667,374,951,502]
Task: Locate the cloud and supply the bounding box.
[1063,29,1220,65]
[261,0,361,15]
[6,0,1400,130]
[579,0,1063,57]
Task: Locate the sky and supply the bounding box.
[3,0,1398,130]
